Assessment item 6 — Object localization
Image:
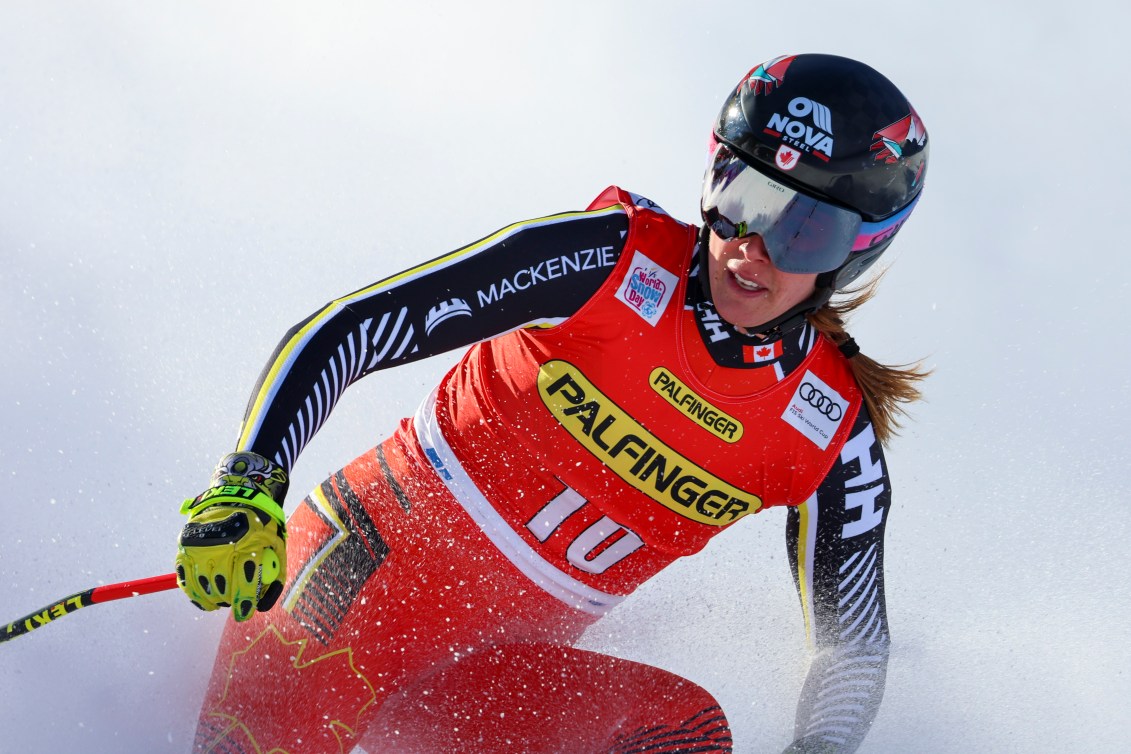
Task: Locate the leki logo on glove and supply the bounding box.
[197,484,258,504]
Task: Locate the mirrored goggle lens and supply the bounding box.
[701,149,862,274]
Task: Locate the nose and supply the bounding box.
[738,234,771,262]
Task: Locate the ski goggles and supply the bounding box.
[700,146,919,274]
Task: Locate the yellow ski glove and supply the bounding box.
[175,452,289,622]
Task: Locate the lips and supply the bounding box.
[726,260,767,293]
[732,271,763,291]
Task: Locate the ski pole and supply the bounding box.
[1,572,178,645]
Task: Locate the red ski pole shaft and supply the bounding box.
[1,572,179,645]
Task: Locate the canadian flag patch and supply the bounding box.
[743,340,783,364]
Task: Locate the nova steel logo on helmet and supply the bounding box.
[743,54,796,95]
[871,107,927,164]
[764,97,835,160]
[799,381,843,421]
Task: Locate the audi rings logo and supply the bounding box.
[799,381,843,421]
[783,370,849,450]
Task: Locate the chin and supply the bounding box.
[717,302,772,331]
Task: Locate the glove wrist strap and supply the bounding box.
[180,485,287,527]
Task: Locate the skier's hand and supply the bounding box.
[175,452,289,622]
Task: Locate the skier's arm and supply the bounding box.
[783,408,892,753]
[237,205,629,472]
[174,204,629,620]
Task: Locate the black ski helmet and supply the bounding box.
[703,53,928,327]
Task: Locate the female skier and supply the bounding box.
[175,53,930,753]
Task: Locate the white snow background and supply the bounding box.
[1,2,1128,752]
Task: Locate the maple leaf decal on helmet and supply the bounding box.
[871,107,927,163]
[743,55,797,96]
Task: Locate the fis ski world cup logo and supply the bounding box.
[743,55,796,95]
[781,370,848,450]
[871,108,927,163]
[616,251,677,327]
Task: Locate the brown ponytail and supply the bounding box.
[806,278,931,447]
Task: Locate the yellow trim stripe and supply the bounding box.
[796,496,816,647]
[282,484,349,612]
[237,205,626,450]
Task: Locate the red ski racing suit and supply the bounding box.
[194,189,894,753]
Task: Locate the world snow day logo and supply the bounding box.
[616,251,678,326]
[628,268,664,312]
[626,267,665,318]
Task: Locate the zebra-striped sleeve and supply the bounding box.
[234,205,629,472]
[785,408,892,753]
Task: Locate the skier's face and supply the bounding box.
[705,229,818,332]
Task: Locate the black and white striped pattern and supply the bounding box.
[610,705,733,753]
[283,471,389,646]
[274,309,417,470]
[787,407,891,753]
[799,543,889,746]
[236,206,629,473]
[838,544,886,645]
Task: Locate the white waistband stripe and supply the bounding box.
[413,390,624,617]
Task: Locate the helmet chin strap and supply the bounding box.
[695,226,835,339]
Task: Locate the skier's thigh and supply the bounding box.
[365,642,733,753]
